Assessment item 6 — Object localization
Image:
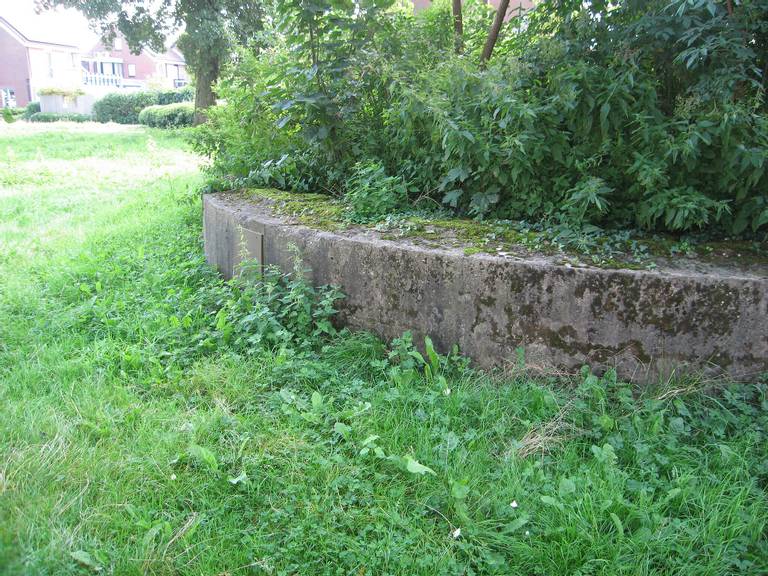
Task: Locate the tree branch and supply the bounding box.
[452,0,463,54]
[480,0,510,66]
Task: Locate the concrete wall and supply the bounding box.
[203,193,768,383]
[39,93,96,115]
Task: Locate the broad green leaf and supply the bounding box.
[558,477,576,496]
[610,512,624,537]
[540,495,564,511]
[361,435,380,446]
[505,514,530,533]
[228,471,248,485]
[333,422,351,436]
[70,550,101,571]
[404,456,436,475]
[142,522,166,551]
[188,444,218,471]
[450,479,470,500]
[424,336,440,373]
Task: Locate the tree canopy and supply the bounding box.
[39,0,265,122]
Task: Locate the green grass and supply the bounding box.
[0,123,766,575]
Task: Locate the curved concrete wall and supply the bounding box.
[203,193,768,383]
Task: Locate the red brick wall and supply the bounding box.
[91,39,158,80]
[0,26,30,107]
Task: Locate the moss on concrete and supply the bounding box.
[245,188,347,231]
[242,188,768,271]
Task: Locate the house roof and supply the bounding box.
[86,35,186,65]
[161,46,186,64]
[0,5,96,50]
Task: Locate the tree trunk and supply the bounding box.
[193,65,218,126]
[480,0,510,66]
[452,0,463,54]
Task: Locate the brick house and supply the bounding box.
[0,15,81,108]
[82,35,188,91]
[0,9,187,109]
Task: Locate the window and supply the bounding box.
[127,64,136,77]
[0,88,16,108]
[114,38,123,51]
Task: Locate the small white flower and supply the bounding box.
[451,527,461,539]
[170,474,177,481]
[510,500,518,509]
[444,388,451,396]
[525,530,530,536]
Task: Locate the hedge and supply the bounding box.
[1,107,26,123]
[93,87,194,124]
[23,102,41,119]
[29,112,92,123]
[156,86,194,105]
[138,103,195,128]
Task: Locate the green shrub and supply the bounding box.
[93,89,194,124]
[381,57,768,233]
[156,85,194,105]
[5,108,25,119]
[92,92,157,124]
[138,103,195,128]
[2,108,15,124]
[23,102,41,119]
[190,51,297,186]
[346,162,408,221]
[195,0,768,237]
[29,112,92,123]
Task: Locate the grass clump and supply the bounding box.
[0,125,766,575]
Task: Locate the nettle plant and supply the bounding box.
[195,0,768,238]
[380,0,768,234]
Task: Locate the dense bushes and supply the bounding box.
[93,87,194,124]
[138,103,195,128]
[194,0,768,238]
[29,112,92,123]
[155,85,194,105]
[382,58,767,233]
[2,102,41,123]
[22,102,40,119]
[93,92,157,124]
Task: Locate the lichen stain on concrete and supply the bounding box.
[204,193,768,383]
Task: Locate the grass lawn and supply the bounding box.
[0,122,766,575]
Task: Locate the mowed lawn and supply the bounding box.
[0,122,767,576]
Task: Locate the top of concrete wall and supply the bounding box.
[238,190,768,282]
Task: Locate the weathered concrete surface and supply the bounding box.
[203,192,768,383]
